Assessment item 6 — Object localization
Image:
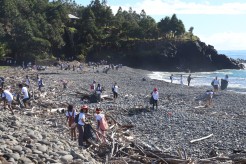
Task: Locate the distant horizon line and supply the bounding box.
[218,50,246,51]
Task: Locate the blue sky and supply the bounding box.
[75,0,246,50]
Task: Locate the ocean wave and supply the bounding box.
[148,69,246,94]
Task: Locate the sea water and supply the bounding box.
[148,50,246,94]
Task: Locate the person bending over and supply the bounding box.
[18,84,30,108]
[0,87,14,115]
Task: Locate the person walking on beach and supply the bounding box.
[151,88,159,110]
[18,84,30,108]
[38,77,44,91]
[77,105,87,148]
[61,79,68,89]
[95,84,102,102]
[180,75,183,86]
[187,74,192,86]
[90,80,96,92]
[112,82,119,101]
[66,104,77,140]
[25,75,31,88]
[211,76,220,94]
[224,75,229,82]
[0,77,5,88]
[170,74,173,83]
[221,75,229,90]
[205,90,213,107]
[0,87,14,115]
[95,108,108,144]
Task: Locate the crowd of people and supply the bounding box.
[0,61,232,150]
[65,104,109,149]
[0,74,45,114]
[0,63,119,149]
[168,74,230,107]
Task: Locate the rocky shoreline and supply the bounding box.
[0,64,246,163]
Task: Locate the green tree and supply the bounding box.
[139,16,157,39]
[169,14,185,36]
[157,16,171,35]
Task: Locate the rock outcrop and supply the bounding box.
[89,40,244,72]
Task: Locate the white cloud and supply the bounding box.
[111,0,246,15]
[109,0,246,50]
[199,32,246,50]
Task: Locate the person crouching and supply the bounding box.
[0,87,14,115]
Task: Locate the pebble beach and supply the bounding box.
[0,64,246,163]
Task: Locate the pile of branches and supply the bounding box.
[86,114,189,164]
[84,111,246,164]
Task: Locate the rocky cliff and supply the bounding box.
[88,40,244,72]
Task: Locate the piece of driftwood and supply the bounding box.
[147,151,168,164]
[190,134,214,143]
[110,132,116,158]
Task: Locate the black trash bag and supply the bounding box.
[89,94,98,103]
[83,124,95,140]
[149,96,154,105]
[221,79,228,90]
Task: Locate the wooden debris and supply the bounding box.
[190,134,214,143]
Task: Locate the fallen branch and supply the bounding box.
[190,134,213,143]
[147,151,168,164]
[110,132,116,158]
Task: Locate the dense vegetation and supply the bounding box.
[0,0,198,64]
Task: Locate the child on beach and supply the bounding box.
[0,87,14,115]
[77,105,87,148]
[38,77,44,91]
[187,74,192,86]
[0,77,5,88]
[95,108,108,144]
[211,76,220,94]
[66,105,77,140]
[25,75,30,88]
[170,74,173,83]
[95,84,102,102]
[90,81,96,92]
[61,79,68,89]
[205,90,213,107]
[151,88,159,110]
[112,82,119,101]
[180,75,183,86]
[18,84,30,108]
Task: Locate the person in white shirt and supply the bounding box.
[224,75,229,82]
[18,84,30,107]
[206,90,213,107]
[180,75,183,86]
[112,82,119,101]
[77,105,87,147]
[0,87,14,114]
[212,76,220,94]
[151,88,159,110]
[90,80,96,92]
